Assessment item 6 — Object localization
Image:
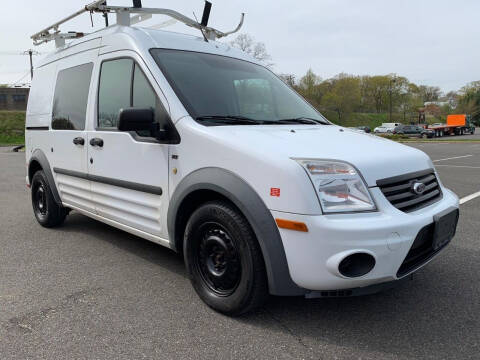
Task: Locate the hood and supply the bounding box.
[207,125,433,187]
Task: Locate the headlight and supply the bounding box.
[295,159,376,213]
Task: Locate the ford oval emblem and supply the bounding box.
[412,182,426,195]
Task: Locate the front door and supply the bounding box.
[87,54,171,242]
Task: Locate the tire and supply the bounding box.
[387,130,392,134]
[420,133,426,139]
[184,201,268,316]
[31,170,67,227]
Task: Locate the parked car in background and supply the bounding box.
[348,126,371,134]
[374,123,400,134]
[356,126,371,133]
[393,125,434,138]
[381,123,401,128]
[374,126,392,134]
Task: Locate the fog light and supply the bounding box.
[338,253,375,278]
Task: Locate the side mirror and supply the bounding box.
[118,107,155,132]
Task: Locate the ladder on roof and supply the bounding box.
[31,0,245,48]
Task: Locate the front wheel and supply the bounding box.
[184,201,268,316]
[31,170,67,227]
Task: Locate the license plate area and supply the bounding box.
[433,207,459,250]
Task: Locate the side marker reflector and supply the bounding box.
[275,219,308,232]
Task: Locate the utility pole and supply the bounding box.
[23,49,40,81]
[389,76,397,122]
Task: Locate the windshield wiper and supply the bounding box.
[196,115,263,125]
[274,117,330,125]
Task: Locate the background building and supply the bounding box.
[0,87,29,111]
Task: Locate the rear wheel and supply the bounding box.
[31,170,67,227]
[184,201,268,316]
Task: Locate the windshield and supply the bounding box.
[150,49,329,125]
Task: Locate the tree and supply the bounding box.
[321,74,361,122]
[444,91,459,108]
[229,34,273,66]
[457,81,480,122]
[418,85,442,103]
[360,76,391,113]
[278,74,296,87]
[297,69,321,106]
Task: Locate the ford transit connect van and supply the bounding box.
[25,5,459,315]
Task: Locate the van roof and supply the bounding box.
[37,25,257,68]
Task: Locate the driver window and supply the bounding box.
[98,58,169,135]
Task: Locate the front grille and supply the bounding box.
[377,169,442,212]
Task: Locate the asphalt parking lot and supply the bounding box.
[0,142,479,360]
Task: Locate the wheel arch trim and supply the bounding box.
[167,167,305,296]
[29,149,62,206]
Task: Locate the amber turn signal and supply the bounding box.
[275,219,309,232]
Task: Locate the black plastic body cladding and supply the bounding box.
[167,167,305,296]
[29,149,62,206]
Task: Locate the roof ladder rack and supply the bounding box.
[31,0,245,48]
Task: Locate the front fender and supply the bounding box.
[168,167,305,296]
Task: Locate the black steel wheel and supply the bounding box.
[31,170,67,227]
[195,223,241,296]
[184,201,268,316]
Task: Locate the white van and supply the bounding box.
[25,2,459,315]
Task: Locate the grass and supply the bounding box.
[0,111,25,145]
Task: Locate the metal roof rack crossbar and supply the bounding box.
[31,0,245,48]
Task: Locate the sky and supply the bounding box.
[0,0,478,92]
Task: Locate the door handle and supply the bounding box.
[89,138,104,147]
[73,137,85,146]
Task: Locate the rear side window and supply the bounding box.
[52,63,93,130]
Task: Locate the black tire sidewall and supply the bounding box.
[184,202,266,315]
[31,171,65,227]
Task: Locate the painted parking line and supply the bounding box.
[433,155,473,162]
[435,165,480,169]
[460,191,480,205]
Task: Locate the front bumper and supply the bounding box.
[272,187,459,291]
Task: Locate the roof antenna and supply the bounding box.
[201,1,212,27]
[192,11,208,42]
[194,1,212,42]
